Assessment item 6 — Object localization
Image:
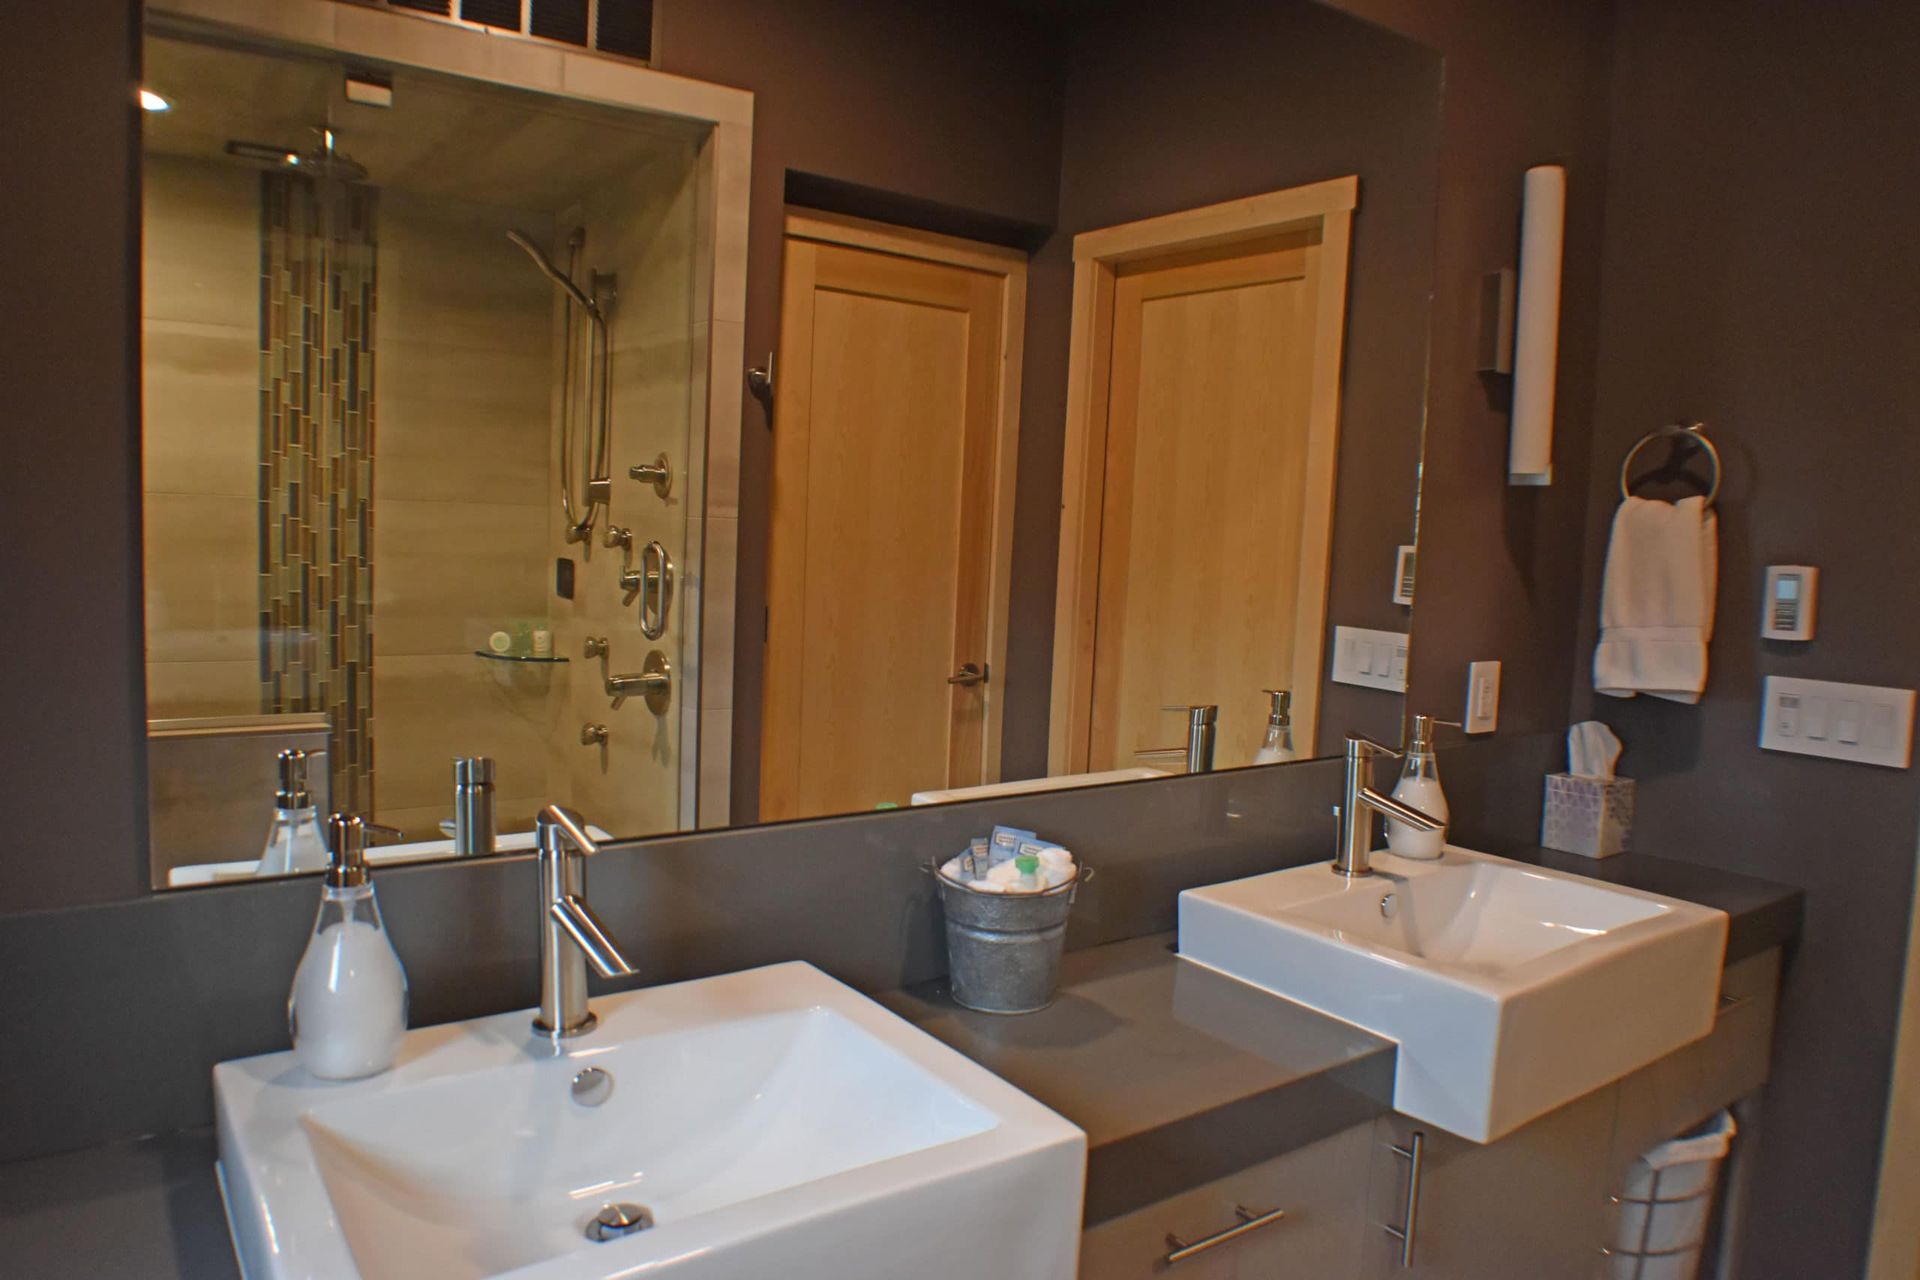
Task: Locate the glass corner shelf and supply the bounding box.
[472,650,569,664]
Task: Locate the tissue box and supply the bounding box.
[1541,773,1634,858]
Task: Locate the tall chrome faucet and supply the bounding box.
[534,806,638,1037]
[452,757,495,858]
[1334,735,1445,878]
[1138,704,1219,773]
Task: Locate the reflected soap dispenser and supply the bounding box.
[1252,689,1296,765]
[1385,715,1459,859]
[258,749,330,878]
[289,815,409,1080]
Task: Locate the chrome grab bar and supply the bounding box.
[1383,1131,1426,1268]
[638,540,673,640]
[1163,1204,1287,1265]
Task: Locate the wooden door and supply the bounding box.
[761,227,1017,821]
[1088,232,1328,772]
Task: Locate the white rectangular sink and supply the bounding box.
[216,962,1085,1279]
[1179,846,1728,1142]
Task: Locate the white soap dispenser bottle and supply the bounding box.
[257,749,330,878]
[1252,689,1296,765]
[288,814,409,1080]
[1386,715,1459,859]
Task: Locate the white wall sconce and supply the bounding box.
[1507,164,1565,486]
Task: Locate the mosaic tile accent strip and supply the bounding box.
[259,173,378,815]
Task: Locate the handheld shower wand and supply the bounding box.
[510,228,613,542]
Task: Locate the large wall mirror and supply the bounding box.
[139,0,1441,889]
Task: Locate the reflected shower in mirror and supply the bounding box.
[140,27,711,887]
[140,0,1441,888]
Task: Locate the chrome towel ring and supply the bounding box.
[1620,420,1721,507]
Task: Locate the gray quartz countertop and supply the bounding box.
[877,933,1397,1223]
[0,850,1804,1274]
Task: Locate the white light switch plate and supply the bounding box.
[1465,660,1502,734]
[1760,676,1914,768]
[1331,626,1409,692]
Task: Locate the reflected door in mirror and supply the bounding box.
[760,220,1025,821]
[1055,182,1355,775]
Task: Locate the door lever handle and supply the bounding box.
[947,662,989,687]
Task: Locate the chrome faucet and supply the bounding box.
[452,757,495,858]
[1334,735,1445,878]
[534,805,638,1038]
[1138,704,1219,773]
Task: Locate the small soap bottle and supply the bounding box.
[258,749,330,878]
[289,815,409,1080]
[1252,689,1296,765]
[1386,715,1459,859]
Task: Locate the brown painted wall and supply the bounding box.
[1326,0,1616,740]
[998,0,1443,775]
[0,0,147,914]
[1572,2,1920,1272]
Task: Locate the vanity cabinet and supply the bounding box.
[1078,1122,1375,1277]
[1359,1088,1618,1279]
[1079,948,1783,1280]
[1356,948,1782,1280]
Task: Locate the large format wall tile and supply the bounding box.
[142,492,257,666]
[373,498,550,657]
[144,660,258,720]
[371,652,553,822]
[141,157,258,329]
[141,319,256,499]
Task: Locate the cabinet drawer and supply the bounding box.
[1080,1122,1372,1278]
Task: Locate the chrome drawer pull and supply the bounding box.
[1383,1131,1425,1268]
[1163,1204,1287,1265]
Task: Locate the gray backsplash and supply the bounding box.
[0,734,1553,1166]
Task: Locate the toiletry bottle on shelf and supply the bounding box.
[1252,689,1296,765]
[258,749,330,878]
[289,815,409,1080]
[1386,715,1460,859]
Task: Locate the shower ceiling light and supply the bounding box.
[139,88,171,112]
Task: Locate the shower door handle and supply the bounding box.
[637,540,673,640]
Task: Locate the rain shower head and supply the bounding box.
[225,134,369,182]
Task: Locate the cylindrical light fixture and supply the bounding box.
[1508,164,1566,486]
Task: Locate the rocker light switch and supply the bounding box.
[1761,677,1913,768]
[1332,626,1409,693]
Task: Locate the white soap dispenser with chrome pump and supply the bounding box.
[258,748,330,878]
[1386,715,1459,858]
[1252,689,1296,765]
[288,814,409,1080]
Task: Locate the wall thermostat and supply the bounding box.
[1762,565,1817,640]
[1393,545,1417,606]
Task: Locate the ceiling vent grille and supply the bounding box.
[331,0,654,65]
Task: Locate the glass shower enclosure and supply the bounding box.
[139,20,714,885]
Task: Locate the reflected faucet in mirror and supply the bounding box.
[1136,705,1219,774]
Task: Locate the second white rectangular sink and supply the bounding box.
[217,962,1085,1279]
[1179,846,1728,1142]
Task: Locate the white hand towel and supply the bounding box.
[1593,495,1717,703]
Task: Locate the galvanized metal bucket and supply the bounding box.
[932,864,1091,1014]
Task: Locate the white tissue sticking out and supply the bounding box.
[1569,721,1623,779]
[940,844,1077,894]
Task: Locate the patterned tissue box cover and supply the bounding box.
[1541,773,1634,858]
